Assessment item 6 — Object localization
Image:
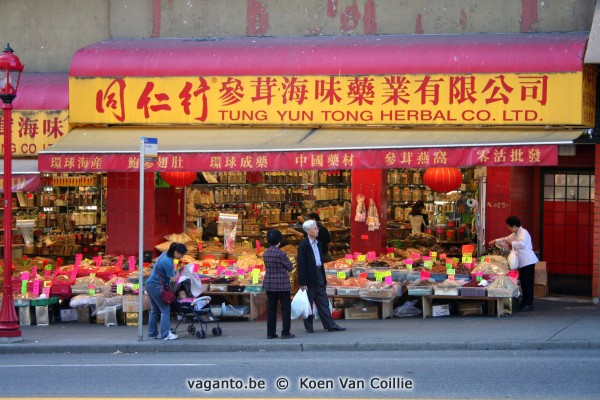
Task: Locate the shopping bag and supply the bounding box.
[508,250,519,270]
[291,289,311,320]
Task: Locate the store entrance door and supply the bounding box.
[541,170,595,295]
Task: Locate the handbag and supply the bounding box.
[158,267,176,305]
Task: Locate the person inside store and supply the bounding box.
[202,217,219,241]
[263,228,295,339]
[297,219,346,333]
[408,201,429,235]
[488,216,539,312]
[146,242,187,340]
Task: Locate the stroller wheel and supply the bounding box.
[196,330,206,339]
[212,327,223,336]
[187,325,196,335]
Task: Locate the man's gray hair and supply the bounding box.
[302,219,317,233]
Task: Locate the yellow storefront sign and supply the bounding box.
[0,110,69,156]
[70,71,594,127]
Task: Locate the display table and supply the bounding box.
[327,294,396,319]
[419,295,506,319]
[202,291,266,321]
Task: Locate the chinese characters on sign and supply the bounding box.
[39,145,557,173]
[70,71,593,126]
[0,175,40,193]
[0,110,68,156]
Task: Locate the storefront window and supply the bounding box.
[544,171,594,201]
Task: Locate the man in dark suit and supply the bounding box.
[297,219,346,333]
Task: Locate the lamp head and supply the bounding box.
[0,44,24,103]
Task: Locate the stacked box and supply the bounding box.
[122,294,151,312]
[122,311,149,326]
[77,306,91,323]
[344,306,378,319]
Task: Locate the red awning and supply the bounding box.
[70,32,587,77]
[0,159,40,193]
[13,73,69,111]
[37,127,587,173]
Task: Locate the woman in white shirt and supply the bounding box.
[489,216,539,312]
[408,201,429,235]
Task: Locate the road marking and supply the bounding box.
[0,363,216,368]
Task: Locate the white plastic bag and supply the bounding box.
[508,250,519,270]
[291,290,311,320]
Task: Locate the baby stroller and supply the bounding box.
[172,266,223,339]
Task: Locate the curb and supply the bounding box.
[2,340,600,354]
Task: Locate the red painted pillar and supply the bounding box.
[350,169,387,255]
[485,167,512,243]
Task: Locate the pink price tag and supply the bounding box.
[43,284,51,298]
[75,254,83,267]
[20,272,30,281]
[217,266,225,275]
[353,252,362,259]
[31,267,37,277]
[411,253,420,260]
[255,240,261,254]
[386,247,395,254]
[508,270,519,279]
[32,280,41,296]
[384,276,393,285]
[237,268,246,275]
[366,251,377,261]
[403,258,413,265]
[117,255,124,268]
[345,254,354,260]
[198,241,203,251]
[44,268,51,278]
[422,256,431,261]
[224,270,233,276]
[420,270,431,280]
[129,256,136,271]
[95,257,101,267]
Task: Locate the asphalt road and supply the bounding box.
[1,349,599,399]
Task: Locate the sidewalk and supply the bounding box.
[1,296,600,354]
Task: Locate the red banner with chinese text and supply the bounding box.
[39,145,557,173]
[0,175,40,193]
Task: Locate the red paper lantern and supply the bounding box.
[423,167,463,193]
[160,171,197,187]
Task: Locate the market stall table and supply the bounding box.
[419,294,506,319]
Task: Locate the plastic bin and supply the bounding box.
[433,286,459,296]
[407,286,433,296]
[460,287,487,297]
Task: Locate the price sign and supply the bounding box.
[447,268,456,275]
[43,281,52,297]
[476,271,483,282]
[32,280,41,296]
[44,264,52,278]
[463,252,472,258]
[359,272,368,279]
[353,252,362,259]
[480,256,485,263]
[133,283,139,291]
[75,254,83,267]
[117,255,124,268]
[386,247,395,254]
[462,244,475,254]
[344,258,354,265]
[251,268,260,285]
[508,270,519,279]
[217,266,225,275]
[439,253,447,260]
[128,256,136,271]
[384,270,392,277]
[430,251,437,260]
[375,272,383,282]
[198,241,203,251]
[423,261,433,269]
[422,256,431,261]
[406,263,413,270]
[366,251,377,261]
[21,280,28,294]
[387,253,395,259]
[411,253,420,260]
[446,263,453,269]
[462,256,473,264]
[357,255,367,262]
[345,254,354,260]
[220,260,228,267]
[255,240,261,254]
[237,268,246,275]
[224,270,233,276]
[90,273,96,278]
[31,266,37,277]
[384,276,393,285]
[453,257,459,264]
[420,270,431,280]
[337,271,347,279]
[116,283,124,295]
[88,284,96,295]
[484,257,491,262]
[21,272,30,281]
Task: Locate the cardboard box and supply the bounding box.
[458,301,483,316]
[77,306,91,323]
[122,294,151,312]
[122,311,149,326]
[432,304,450,317]
[344,306,379,320]
[534,284,547,298]
[535,262,547,285]
[60,308,78,322]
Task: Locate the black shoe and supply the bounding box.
[267,334,279,339]
[327,325,346,332]
[281,334,295,339]
[305,329,314,333]
[520,305,534,312]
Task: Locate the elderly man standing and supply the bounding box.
[297,219,346,333]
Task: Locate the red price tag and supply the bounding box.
[198,241,203,251]
[256,240,261,254]
[420,270,431,280]
[359,272,367,279]
[360,234,369,240]
[31,266,37,277]
[129,256,136,271]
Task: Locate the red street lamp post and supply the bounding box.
[0,44,24,341]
